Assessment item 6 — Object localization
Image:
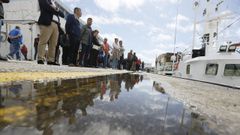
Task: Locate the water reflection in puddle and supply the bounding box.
[0,74,217,135]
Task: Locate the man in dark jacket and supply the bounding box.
[80,18,93,67]
[0,0,9,61]
[37,0,64,65]
[65,7,82,66]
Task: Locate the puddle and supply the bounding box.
[0,74,218,135]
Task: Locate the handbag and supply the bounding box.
[92,45,101,50]
[59,34,70,47]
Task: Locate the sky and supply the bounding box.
[60,0,240,65]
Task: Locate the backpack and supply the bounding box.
[7,37,11,44]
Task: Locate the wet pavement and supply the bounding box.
[0,74,219,135]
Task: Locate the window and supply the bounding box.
[205,64,218,76]
[228,45,236,52]
[186,65,190,75]
[219,45,227,52]
[224,64,240,76]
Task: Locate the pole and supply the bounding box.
[30,25,33,60]
[192,8,197,52]
[172,0,180,73]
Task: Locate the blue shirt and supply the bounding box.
[9,28,23,45]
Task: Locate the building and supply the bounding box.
[0,0,83,60]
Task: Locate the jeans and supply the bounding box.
[89,49,99,67]
[81,44,92,66]
[112,58,118,69]
[69,36,80,65]
[103,54,109,68]
[62,46,69,65]
[8,42,21,60]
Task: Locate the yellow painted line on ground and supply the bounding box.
[0,72,111,83]
[0,106,31,123]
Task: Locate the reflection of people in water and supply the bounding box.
[109,75,122,102]
[9,84,22,98]
[35,82,61,135]
[0,87,4,108]
[100,81,107,100]
[124,74,141,92]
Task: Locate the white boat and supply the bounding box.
[174,0,240,88]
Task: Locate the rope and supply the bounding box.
[219,16,240,34]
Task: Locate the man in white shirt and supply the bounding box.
[111,38,120,69]
[118,40,125,69]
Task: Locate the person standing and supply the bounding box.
[127,50,133,70]
[141,61,145,70]
[102,38,110,68]
[118,40,125,69]
[34,34,40,60]
[136,59,141,71]
[6,26,23,60]
[37,0,64,65]
[80,18,93,67]
[65,7,82,66]
[21,44,28,60]
[111,38,120,69]
[89,30,101,67]
[131,52,138,71]
[0,0,9,61]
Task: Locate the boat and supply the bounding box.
[174,0,240,88]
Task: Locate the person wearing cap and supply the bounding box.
[6,26,23,60]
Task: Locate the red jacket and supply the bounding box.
[136,59,141,65]
[21,45,28,54]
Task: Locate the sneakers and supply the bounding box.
[6,55,13,60]
[47,62,60,66]
[68,63,76,67]
[37,60,44,65]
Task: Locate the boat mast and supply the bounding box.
[172,0,180,72]
[192,0,200,52]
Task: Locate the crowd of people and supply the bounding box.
[0,0,145,71]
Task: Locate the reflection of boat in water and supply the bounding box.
[153,81,165,94]
[174,0,240,88]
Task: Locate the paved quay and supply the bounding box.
[0,61,130,84]
[145,73,240,135]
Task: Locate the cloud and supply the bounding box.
[82,14,144,26]
[150,0,182,5]
[148,26,173,43]
[138,48,164,65]
[166,14,194,33]
[94,0,145,12]
[62,0,78,2]
[151,33,173,42]
[100,33,123,43]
